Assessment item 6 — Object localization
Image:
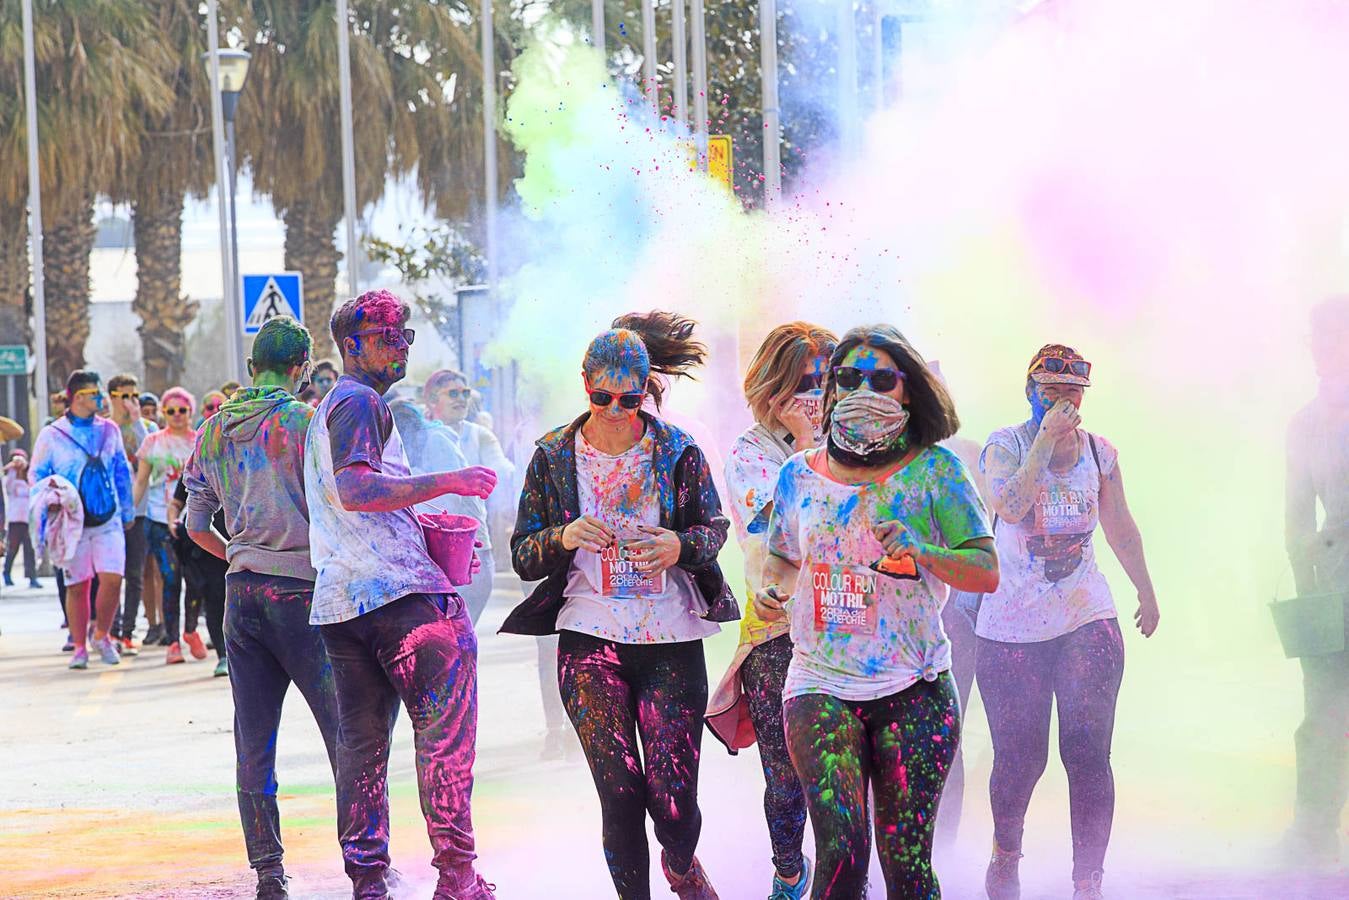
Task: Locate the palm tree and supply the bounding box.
[0,0,172,387]
[105,0,225,393]
[235,0,516,355]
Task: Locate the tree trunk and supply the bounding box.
[0,212,30,345]
[43,201,96,389]
[132,192,196,394]
[283,201,342,360]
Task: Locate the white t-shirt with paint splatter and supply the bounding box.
[559,428,719,644]
[976,423,1119,643]
[767,446,991,702]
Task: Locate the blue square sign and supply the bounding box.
[241,272,304,335]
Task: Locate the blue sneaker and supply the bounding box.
[97,637,121,666]
[769,856,812,900]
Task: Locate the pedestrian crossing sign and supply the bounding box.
[241,272,304,335]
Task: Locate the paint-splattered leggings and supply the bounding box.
[741,634,808,879]
[321,593,480,898]
[976,617,1124,882]
[146,521,191,641]
[224,571,343,873]
[558,630,707,900]
[783,674,960,900]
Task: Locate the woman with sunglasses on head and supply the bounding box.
[706,322,836,900]
[977,345,1159,900]
[759,324,997,900]
[504,311,738,900]
[134,386,200,665]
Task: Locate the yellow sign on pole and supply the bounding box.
[707,134,733,191]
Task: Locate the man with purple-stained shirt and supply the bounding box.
[303,289,497,900]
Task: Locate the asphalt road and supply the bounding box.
[2,577,1347,899]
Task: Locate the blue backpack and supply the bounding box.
[52,424,119,528]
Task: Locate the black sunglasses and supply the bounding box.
[588,389,645,410]
[834,366,904,393]
[795,373,824,393]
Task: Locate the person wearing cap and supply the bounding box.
[976,344,1160,900]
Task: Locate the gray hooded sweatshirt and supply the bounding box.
[183,386,317,581]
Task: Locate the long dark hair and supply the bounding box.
[823,324,960,449]
[583,311,707,409]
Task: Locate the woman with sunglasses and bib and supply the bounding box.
[504,311,738,900]
[759,325,997,899]
[133,386,201,666]
[976,345,1160,900]
[706,322,836,900]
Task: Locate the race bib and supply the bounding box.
[1033,484,1092,534]
[811,563,879,635]
[598,541,665,598]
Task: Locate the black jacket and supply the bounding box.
[501,412,739,636]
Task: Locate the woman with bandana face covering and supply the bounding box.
[504,311,738,900]
[977,345,1160,900]
[759,324,997,899]
[706,322,836,900]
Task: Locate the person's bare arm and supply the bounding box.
[187,527,228,561]
[755,551,803,623]
[1285,425,1319,596]
[983,403,1079,521]
[132,456,151,510]
[334,463,495,513]
[1099,460,1160,636]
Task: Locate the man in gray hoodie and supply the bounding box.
[182,316,344,900]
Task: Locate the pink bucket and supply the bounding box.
[418,512,479,586]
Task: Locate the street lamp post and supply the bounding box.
[201,45,250,382]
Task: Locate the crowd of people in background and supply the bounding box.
[1,344,514,682]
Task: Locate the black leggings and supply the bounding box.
[976,618,1124,881]
[784,675,960,900]
[558,630,707,900]
[180,549,227,659]
[741,634,808,879]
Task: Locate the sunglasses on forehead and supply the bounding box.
[833,366,904,393]
[588,389,645,410]
[1032,356,1092,378]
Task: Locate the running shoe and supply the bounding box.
[256,872,289,899]
[985,842,1022,900]
[28,577,41,589]
[118,636,139,656]
[68,648,89,670]
[769,856,812,900]
[661,851,719,900]
[142,624,164,646]
[432,874,495,900]
[183,630,208,660]
[1072,871,1104,899]
[166,642,185,665]
[97,637,121,666]
[2,575,12,587]
[214,658,229,678]
[62,634,75,652]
